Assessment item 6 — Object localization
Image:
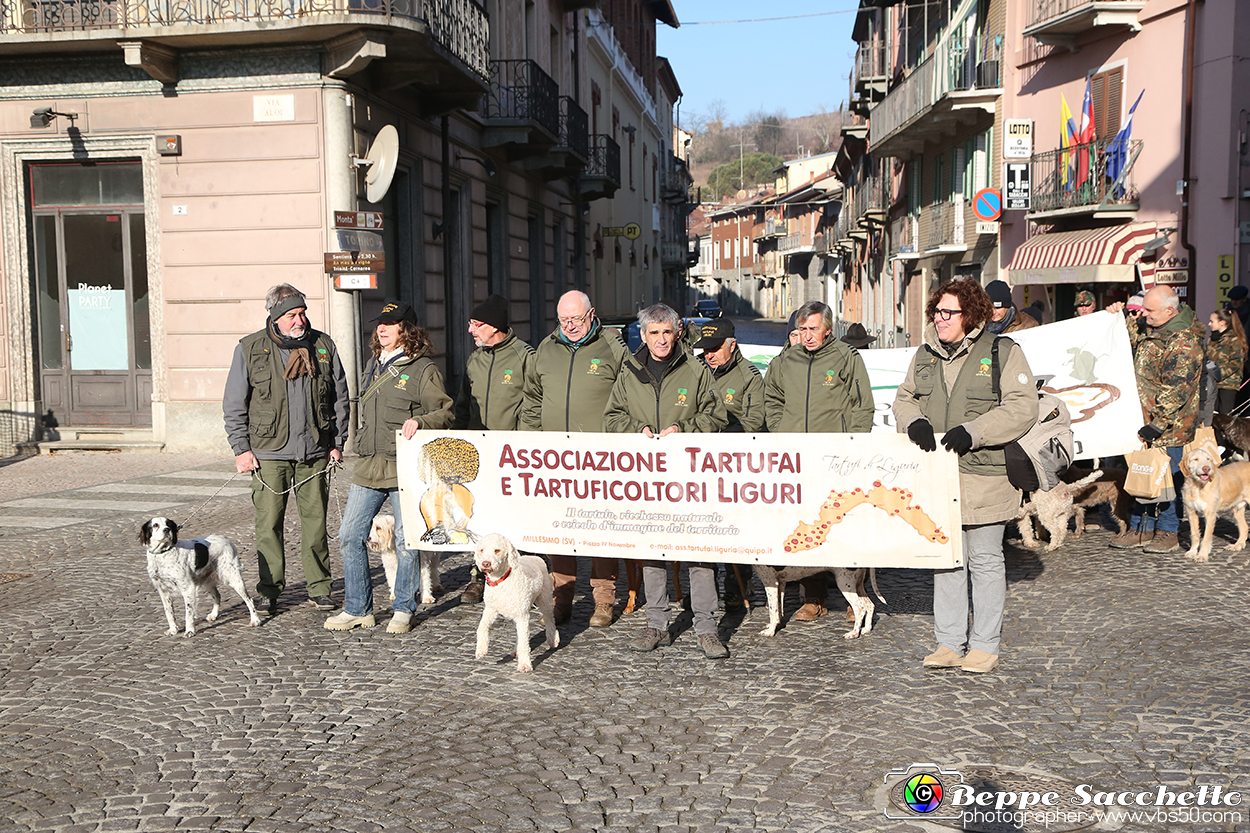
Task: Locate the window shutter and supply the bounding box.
[1105,68,1122,137]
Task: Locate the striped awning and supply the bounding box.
[1005,222,1157,285]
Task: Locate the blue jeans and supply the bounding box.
[1129,445,1184,533]
[338,483,419,617]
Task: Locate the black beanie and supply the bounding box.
[471,294,509,332]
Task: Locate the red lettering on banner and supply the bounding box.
[518,471,533,493]
[499,444,516,467]
[501,477,512,496]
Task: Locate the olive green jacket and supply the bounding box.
[520,322,629,432]
[354,351,453,489]
[763,334,874,433]
[604,347,727,434]
[453,331,535,430]
[706,348,766,432]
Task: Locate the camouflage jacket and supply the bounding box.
[1135,304,1203,448]
[1205,329,1246,392]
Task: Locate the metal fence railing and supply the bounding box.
[1026,0,1139,30]
[1029,137,1142,214]
[557,96,589,161]
[481,59,560,138]
[584,134,621,185]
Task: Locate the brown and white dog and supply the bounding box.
[366,514,442,604]
[1067,467,1132,539]
[473,533,559,673]
[1015,469,1103,552]
[753,565,883,639]
[1180,444,1250,562]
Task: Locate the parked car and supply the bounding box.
[692,299,722,319]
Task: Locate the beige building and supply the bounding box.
[0,0,686,455]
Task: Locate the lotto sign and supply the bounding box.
[1004,119,1033,159]
[1217,255,1235,305]
[973,188,1002,222]
[1005,163,1031,210]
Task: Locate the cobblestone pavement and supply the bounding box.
[1,452,1248,832]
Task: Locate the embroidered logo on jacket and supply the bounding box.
[502,369,514,384]
[395,373,410,390]
[977,358,993,377]
[824,370,837,386]
[676,388,689,407]
[588,358,602,375]
[724,388,736,405]
[317,347,330,364]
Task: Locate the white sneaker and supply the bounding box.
[386,611,413,634]
[324,611,375,631]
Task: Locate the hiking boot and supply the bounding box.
[697,633,729,659]
[960,649,1000,674]
[923,646,964,668]
[588,604,615,628]
[1143,531,1180,553]
[460,578,485,605]
[1109,529,1144,549]
[308,595,336,611]
[386,611,413,634]
[323,611,375,631]
[266,597,278,616]
[793,602,827,622]
[629,627,671,652]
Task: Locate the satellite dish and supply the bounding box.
[363,124,399,203]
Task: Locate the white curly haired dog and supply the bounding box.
[366,514,442,604]
[473,533,559,672]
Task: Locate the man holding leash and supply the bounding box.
[452,294,536,604]
[520,290,630,627]
[223,284,350,615]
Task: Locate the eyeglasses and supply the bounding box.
[933,308,963,321]
[558,310,592,327]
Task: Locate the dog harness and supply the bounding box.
[484,568,512,587]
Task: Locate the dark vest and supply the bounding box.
[239,329,337,452]
[910,332,1008,476]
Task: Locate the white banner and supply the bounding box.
[397,431,963,569]
[739,311,1141,460]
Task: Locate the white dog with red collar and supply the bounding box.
[473,533,559,672]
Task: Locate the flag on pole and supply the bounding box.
[1074,77,1096,187]
[1060,94,1077,189]
[1106,89,1143,197]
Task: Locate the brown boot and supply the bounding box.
[588,603,614,627]
[793,602,827,622]
[1143,531,1179,553]
[1108,529,1143,549]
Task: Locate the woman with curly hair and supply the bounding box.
[892,278,1037,674]
[1206,308,1247,415]
[325,301,453,634]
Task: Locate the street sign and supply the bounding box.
[334,273,377,290]
[604,222,642,239]
[1004,119,1033,159]
[973,188,1002,222]
[1154,269,1189,286]
[334,211,384,230]
[324,251,385,273]
[1217,255,1235,305]
[975,221,1000,235]
[336,229,384,252]
[1005,163,1031,210]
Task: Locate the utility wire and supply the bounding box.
[684,10,855,25]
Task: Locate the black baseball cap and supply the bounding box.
[693,318,735,350]
[371,301,416,324]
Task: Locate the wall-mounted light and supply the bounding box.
[1143,226,1177,255]
[31,107,78,129]
[622,125,637,136]
[455,153,497,176]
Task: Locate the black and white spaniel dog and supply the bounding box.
[139,517,260,637]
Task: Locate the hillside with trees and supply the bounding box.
[684,103,850,199]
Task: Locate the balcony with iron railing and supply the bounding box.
[925,201,966,253]
[779,230,815,254]
[1027,137,1142,222]
[481,58,560,157]
[891,213,920,260]
[854,42,888,99]
[578,133,621,201]
[868,32,1003,160]
[2,0,489,98]
[661,239,696,270]
[849,170,890,229]
[519,95,589,179]
[754,217,787,242]
[661,156,693,204]
[1023,0,1145,47]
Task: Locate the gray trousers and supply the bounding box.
[933,523,1006,656]
[644,561,718,636]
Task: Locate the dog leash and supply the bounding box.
[178,458,344,535]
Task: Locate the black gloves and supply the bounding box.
[1138,424,1163,443]
[907,420,937,452]
[941,425,974,455]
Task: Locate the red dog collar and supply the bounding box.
[485,567,512,587]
